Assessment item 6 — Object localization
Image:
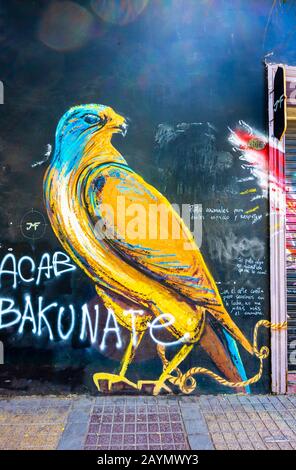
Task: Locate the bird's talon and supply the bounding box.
[152,381,170,396]
[93,372,138,392]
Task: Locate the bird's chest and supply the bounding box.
[46,168,92,248]
[45,165,111,278]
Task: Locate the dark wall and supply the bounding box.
[0,0,295,395]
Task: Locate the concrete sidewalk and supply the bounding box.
[0,394,296,450]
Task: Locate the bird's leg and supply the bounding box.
[94,328,147,393]
[153,343,194,395]
[119,330,145,378]
[93,285,151,392]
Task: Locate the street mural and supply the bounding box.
[0,108,277,395]
[0,0,294,395]
[40,104,279,395]
[0,107,284,395]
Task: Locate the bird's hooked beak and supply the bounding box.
[116,121,128,137]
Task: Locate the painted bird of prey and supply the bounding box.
[44,104,253,395]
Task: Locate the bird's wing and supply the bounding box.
[84,163,253,354]
[85,163,221,308]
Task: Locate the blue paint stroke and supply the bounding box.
[223,329,250,394]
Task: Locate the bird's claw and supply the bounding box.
[152,381,172,396]
[93,373,172,395]
[93,372,138,392]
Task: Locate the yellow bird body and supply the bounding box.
[44,104,253,394]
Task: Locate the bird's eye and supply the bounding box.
[84,114,101,125]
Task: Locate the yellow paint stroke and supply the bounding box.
[240,188,257,195]
[245,205,259,214]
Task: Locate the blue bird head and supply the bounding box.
[52,104,128,165]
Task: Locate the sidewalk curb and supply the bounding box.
[57,399,94,450]
[179,402,214,450]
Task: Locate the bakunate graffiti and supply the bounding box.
[42,104,284,395]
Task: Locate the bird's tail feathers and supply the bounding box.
[207,305,253,355]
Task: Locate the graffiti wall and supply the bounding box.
[0,0,294,395]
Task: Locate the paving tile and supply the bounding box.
[124,434,135,445]
[230,421,244,432]
[252,440,267,450]
[210,432,225,443]
[100,423,112,433]
[68,409,90,424]
[215,442,228,450]
[149,433,161,444]
[184,419,206,434]
[124,423,135,432]
[227,441,241,450]
[240,442,254,450]
[159,422,170,432]
[278,441,293,450]
[207,421,220,432]
[58,421,88,450]
[173,432,186,443]
[219,421,232,432]
[265,442,280,450]
[113,423,124,433]
[188,433,214,450]
[172,421,184,432]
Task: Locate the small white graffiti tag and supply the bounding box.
[26,222,41,231]
[274,93,285,112]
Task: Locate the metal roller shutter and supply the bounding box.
[286,121,296,371]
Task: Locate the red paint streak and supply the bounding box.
[232,127,296,255]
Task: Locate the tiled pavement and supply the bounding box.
[0,397,71,450]
[199,395,296,450]
[1,394,296,450]
[84,400,190,450]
